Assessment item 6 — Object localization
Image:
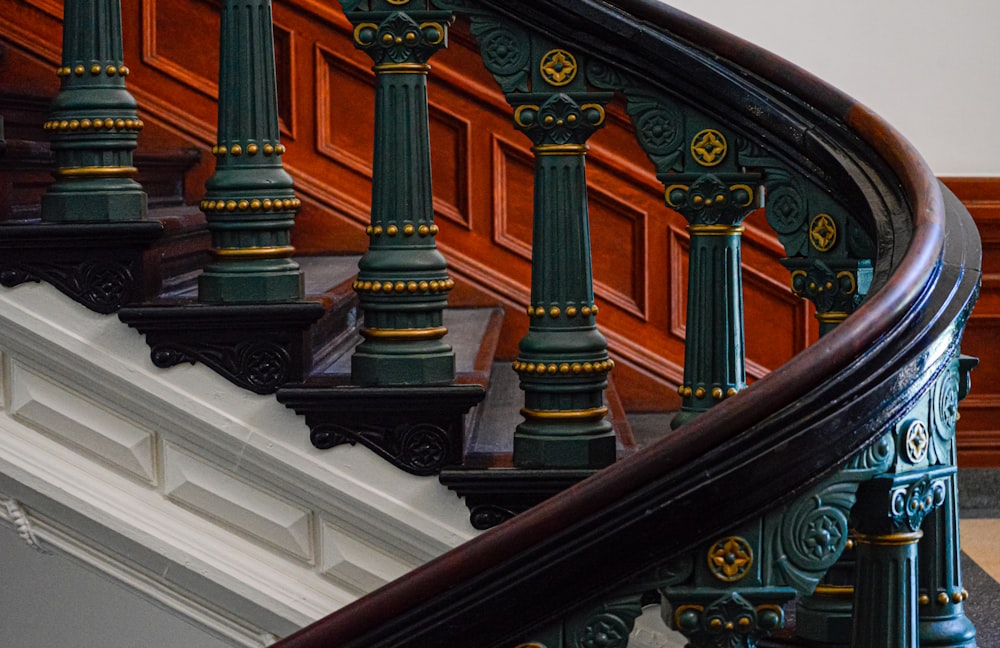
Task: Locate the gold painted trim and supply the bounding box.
[837,271,857,295]
[374,62,431,74]
[690,128,728,167]
[55,166,138,178]
[210,246,295,259]
[538,48,578,87]
[687,224,745,236]
[520,407,608,421]
[816,311,849,325]
[814,584,855,597]
[360,326,448,341]
[513,104,540,129]
[789,269,807,292]
[730,183,756,207]
[419,22,445,46]
[674,605,704,629]
[853,530,923,546]
[579,103,606,127]
[353,22,379,46]
[664,184,689,208]
[532,144,589,156]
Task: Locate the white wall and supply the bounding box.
[0,525,234,648]
[662,0,1000,176]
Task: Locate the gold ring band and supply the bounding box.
[210,246,295,259]
[360,326,448,341]
[852,530,924,546]
[520,406,608,421]
[55,165,138,178]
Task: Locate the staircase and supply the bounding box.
[0,1,983,647]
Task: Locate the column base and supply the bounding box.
[919,615,977,647]
[42,187,147,223]
[198,262,303,304]
[351,339,455,386]
[513,421,615,469]
[671,406,706,429]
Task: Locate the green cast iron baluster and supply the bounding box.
[42,0,147,223]
[918,355,977,647]
[341,1,456,386]
[919,472,977,647]
[568,81,757,430]
[511,90,616,468]
[199,0,304,303]
[666,128,760,429]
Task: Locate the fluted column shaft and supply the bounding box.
[677,225,745,419]
[666,172,757,429]
[42,0,147,222]
[343,7,456,386]
[852,530,923,648]
[199,0,303,303]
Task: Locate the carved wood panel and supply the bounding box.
[942,178,1000,467]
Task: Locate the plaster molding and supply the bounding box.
[0,281,480,638]
[0,492,280,648]
[0,496,49,554]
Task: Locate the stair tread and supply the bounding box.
[158,254,360,301]
[312,306,501,379]
[461,361,636,466]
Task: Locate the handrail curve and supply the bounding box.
[274,1,981,646]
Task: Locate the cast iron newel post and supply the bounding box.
[42,0,147,223]
[199,0,304,303]
[507,49,616,469]
[341,0,457,386]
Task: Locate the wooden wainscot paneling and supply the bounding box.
[22,0,60,20]
[314,41,375,180]
[141,0,220,101]
[943,177,1000,467]
[429,105,472,229]
[273,22,296,137]
[589,184,648,320]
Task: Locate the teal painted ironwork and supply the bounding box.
[198,0,303,304]
[509,85,616,468]
[340,1,457,386]
[664,150,759,429]
[794,352,977,647]
[914,355,980,648]
[42,0,147,223]
[851,475,942,648]
[439,6,616,467]
[507,51,616,468]
[581,71,759,429]
[513,594,643,648]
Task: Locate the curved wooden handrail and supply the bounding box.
[274,1,980,646]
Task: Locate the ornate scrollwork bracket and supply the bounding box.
[119,302,324,394]
[277,382,485,476]
[0,221,164,313]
